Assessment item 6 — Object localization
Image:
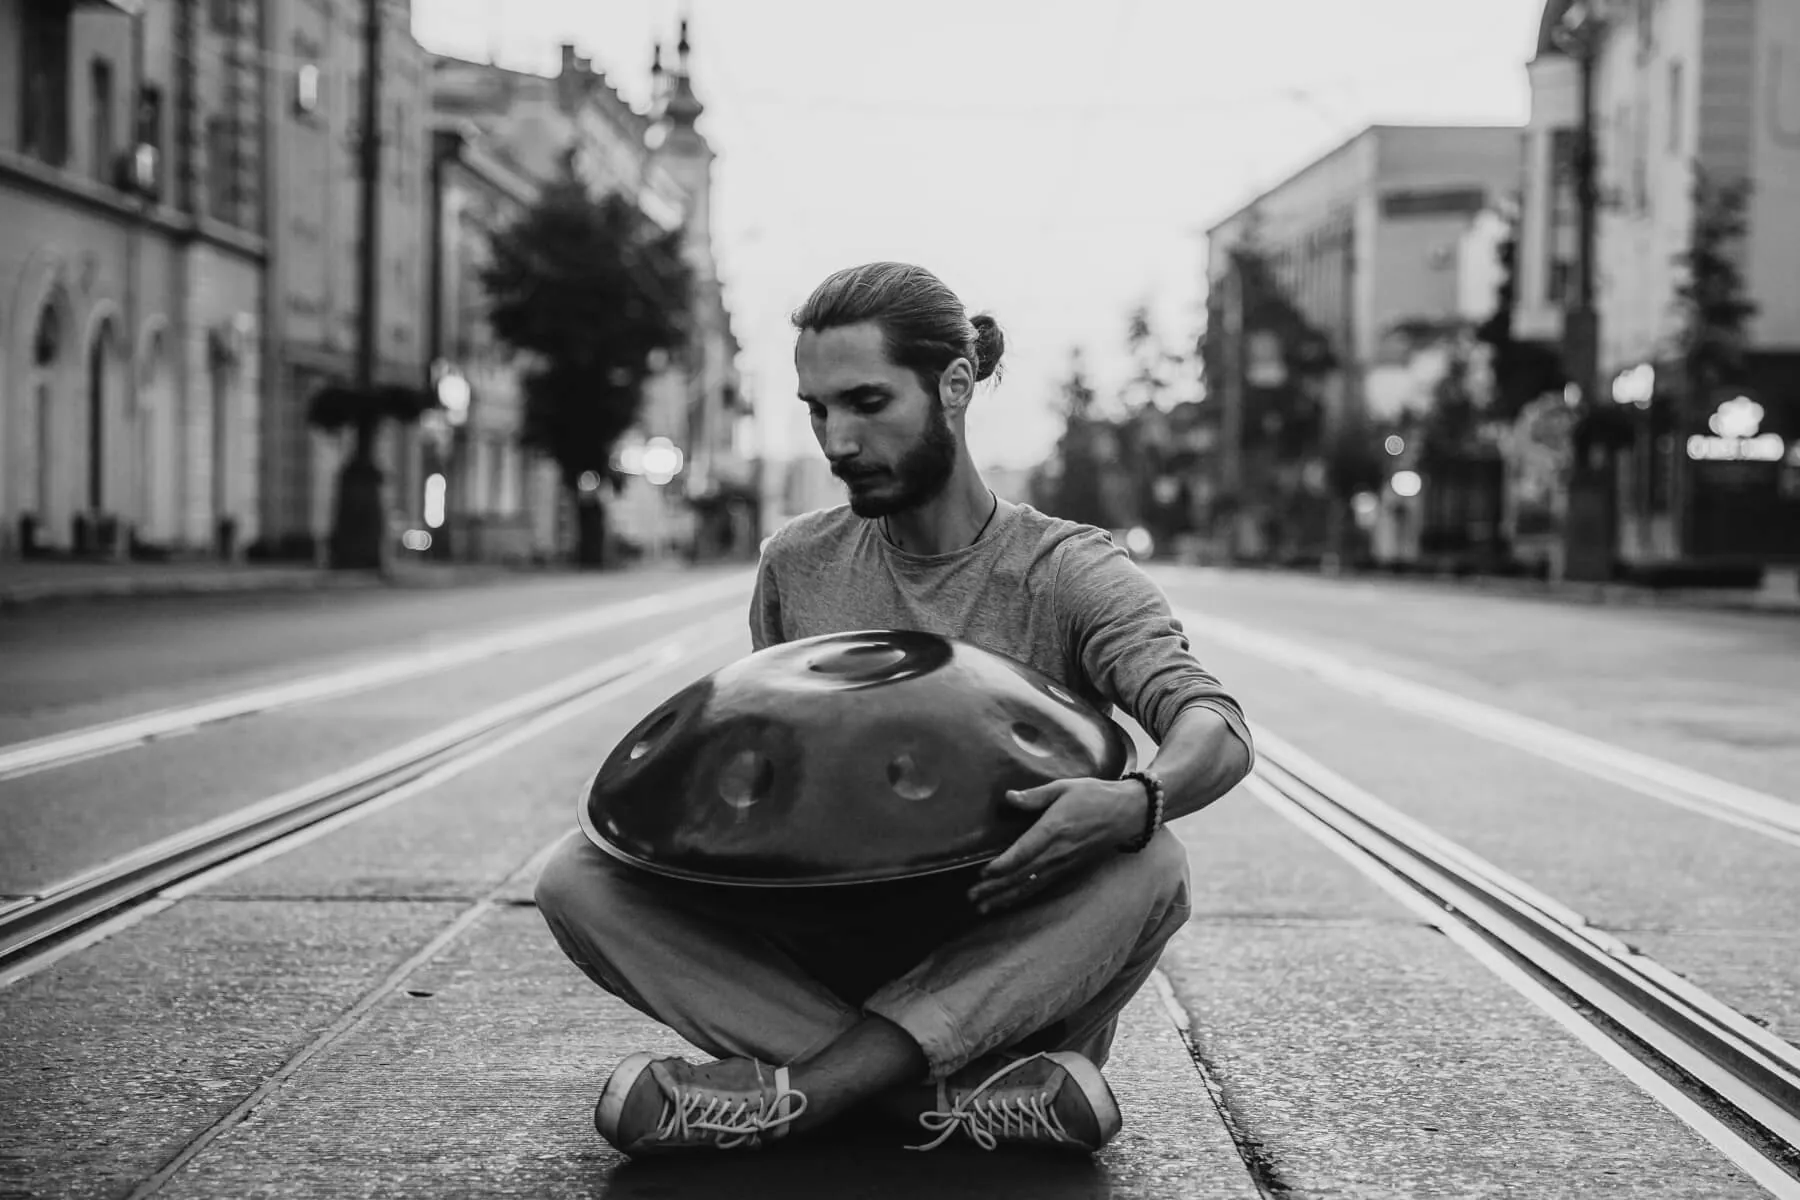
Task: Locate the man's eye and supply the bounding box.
[854,400,886,416]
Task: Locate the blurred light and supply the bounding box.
[1124,527,1154,558]
[423,473,446,528]
[1563,383,1583,407]
[1611,363,1655,407]
[295,63,321,114]
[1390,470,1423,499]
[1384,435,1406,456]
[578,470,603,493]
[1351,491,1380,525]
[435,365,472,426]
[401,529,433,552]
[642,436,684,486]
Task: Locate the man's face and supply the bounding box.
[795,322,959,518]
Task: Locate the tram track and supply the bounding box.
[0,614,739,988]
[0,574,748,783]
[1250,726,1800,1196]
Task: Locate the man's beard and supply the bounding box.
[836,402,959,519]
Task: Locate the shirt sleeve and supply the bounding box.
[1051,530,1254,760]
[749,541,784,651]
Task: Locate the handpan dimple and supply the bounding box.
[718,748,774,810]
[579,630,1135,887]
[886,749,940,801]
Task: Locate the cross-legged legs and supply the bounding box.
[533,827,1192,1150]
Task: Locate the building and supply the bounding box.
[1202,124,1524,564]
[420,120,548,562]
[256,0,431,561]
[427,23,754,566]
[1,0,267,561]
[1521,0,1800,577]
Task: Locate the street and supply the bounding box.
[3,566,1798,1198]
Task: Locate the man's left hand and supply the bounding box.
[968,777,1148,915]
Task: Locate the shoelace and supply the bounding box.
[907,1057,1074,1152]
[656,1062,808,1149]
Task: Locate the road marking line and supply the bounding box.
[0,617,741,990]
[1251,773,1800,1197]
[1176,606,1800,847]
[0,573,749,781]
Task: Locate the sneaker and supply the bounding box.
[594,1052,808,1156]
[907,1051,1121,1153]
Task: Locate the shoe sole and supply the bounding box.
[595,1051,659,1148]
[1043,1051,1122,1149]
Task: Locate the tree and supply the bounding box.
[1672,166,1758,424]
[482,176,693,566]
[1038,350,1116,530]
[1475,214,1567,421]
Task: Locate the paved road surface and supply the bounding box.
[2,564,1794,1198]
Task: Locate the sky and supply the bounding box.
[412,0,1545,472]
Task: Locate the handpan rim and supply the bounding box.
[576,772,997,888]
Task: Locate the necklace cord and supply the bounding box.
[884,490,998,551]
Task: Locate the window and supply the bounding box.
[129,85,164,197]
[1549,260,1574,305]
[91,58,115,184]
[207,116,236,222]
[1668,61,1684,154]
[20,3,71,166]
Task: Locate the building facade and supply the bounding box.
[1,0,267,561]
[1202,124,1524,563]
[256,0,430,561]
[427,24,754,566]
[420,121,550,563]
[1522,0,1800,572]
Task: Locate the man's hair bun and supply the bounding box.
[970,313,1006,383]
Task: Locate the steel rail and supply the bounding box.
[0,621,728,975]
[1251,730,1800,1177]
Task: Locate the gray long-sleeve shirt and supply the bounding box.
[750,502,1253,759]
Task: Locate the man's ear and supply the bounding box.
[939,357,976,416]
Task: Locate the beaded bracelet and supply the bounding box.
[1120,770,1165,853]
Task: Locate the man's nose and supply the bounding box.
[820,414,861,463]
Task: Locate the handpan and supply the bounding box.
[578,630,1136,887]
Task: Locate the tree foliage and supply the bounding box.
[1474,216,1567,420]
[481,179,693,488]
[1672,167,1758,412]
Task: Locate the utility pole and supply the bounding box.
[1558,3,1615,582]
[356,0,381,403]
[328,0,386,568]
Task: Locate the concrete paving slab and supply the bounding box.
[1160,920,1763,1198]
[1187,639,1800,1046]
[153,905,1256,1200]
[0,897,461,1200]
[199,641,743,904]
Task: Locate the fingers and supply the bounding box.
[1004,781,1066,813]
[969,858,1056,915]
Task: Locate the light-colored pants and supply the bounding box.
[534,827,1191,1080]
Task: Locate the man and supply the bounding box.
[535,261,1254,1158]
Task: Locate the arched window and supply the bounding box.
[139,327,165,391]
[33,302,63,367]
